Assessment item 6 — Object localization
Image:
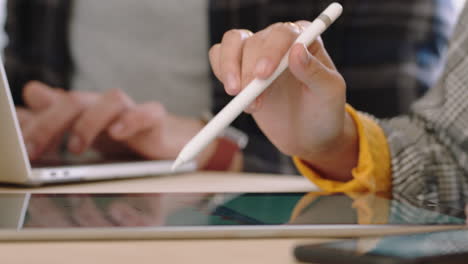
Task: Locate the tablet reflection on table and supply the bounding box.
[17,192,467,229]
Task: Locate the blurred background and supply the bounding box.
[0,0,466,117]
[0,0,466,115]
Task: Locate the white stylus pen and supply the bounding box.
[172,2,343,171]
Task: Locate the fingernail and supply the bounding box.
[111,122,125,136]
[225,73,239,94]
[255,58,270,77]
[26,142,36,158]
[68,135,82,153]
[299,44,310,67]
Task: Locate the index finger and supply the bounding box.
[22,81,63,111]
[219,29,253,95]
[251,22,302,79]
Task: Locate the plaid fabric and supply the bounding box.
[380,4,468,208]
[6,0,456,114]
[4,0,73,107]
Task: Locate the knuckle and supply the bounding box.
[148,101,165,112]
[272,23,299,37]
[235,29,253,40]
[145,102,167,121]
[129,112,149,126]
[223,29,241,42]
[270,22,283,29]
[106,89,131,107]
[295,20,310,27]
[284,22,302,34]
[209,44,221,58]
[67,92,86,109]
[155,103,167,118]
[23,81,35,94]
[22,82,40,102]
[243,35,261,50]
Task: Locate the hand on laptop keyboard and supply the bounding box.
[16,81,215,166]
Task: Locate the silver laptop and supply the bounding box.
[0,62,196,186]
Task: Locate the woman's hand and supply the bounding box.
[16,81,212,164]
[209,22,358,181]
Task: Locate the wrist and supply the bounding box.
[301,107,358,181]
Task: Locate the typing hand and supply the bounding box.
[17,81,96,160]
[209,22,358,181]
[17,81,204,162]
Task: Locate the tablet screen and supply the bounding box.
[0,192,464,229]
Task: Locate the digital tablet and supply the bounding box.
[0,192,465,241]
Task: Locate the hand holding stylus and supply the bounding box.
[175,3,358,181]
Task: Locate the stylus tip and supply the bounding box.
[171,158,185,172]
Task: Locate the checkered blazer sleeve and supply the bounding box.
[378,7,468,207]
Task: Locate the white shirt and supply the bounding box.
[70,0,211,117]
